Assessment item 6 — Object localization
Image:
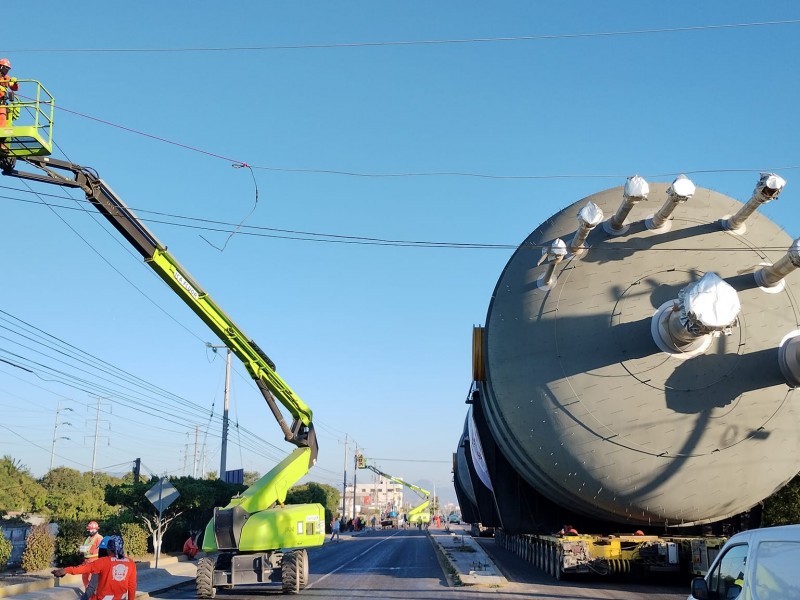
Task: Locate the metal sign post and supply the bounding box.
[145,478,180,569]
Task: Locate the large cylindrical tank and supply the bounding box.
[480,176,800,527]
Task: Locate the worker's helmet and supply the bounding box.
[0,58,10,69]
[86,521,99,533]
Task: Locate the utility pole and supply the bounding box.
[208,344,231,480]
[193,424,200,478]
[341,434,348,518]
[92,397,101,473]
[50,402,72,471]
[88,397,109,474]
[352,446,358,522]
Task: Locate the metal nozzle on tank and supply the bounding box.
[568,202,604,256]
[646,174,695,231]
[651,272,741,358]
[779,331,800,387]
[536,238,567,289]
[722,173,786,233]
[754,237,800,290]
[603,175,648,235]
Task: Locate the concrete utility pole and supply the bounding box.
[341,434,348,517]
[352,446,358,521]
[208,344,231,480]
[88,397,109,474]
[193,425,200,478]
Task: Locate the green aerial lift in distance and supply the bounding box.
[1,82,324,596]
[356,454,431,527]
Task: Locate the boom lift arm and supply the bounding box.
[2,156,318,465]
[357,455,431,523]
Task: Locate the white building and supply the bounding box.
[340,472,405,519]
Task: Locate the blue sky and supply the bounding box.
[2,2,800,508]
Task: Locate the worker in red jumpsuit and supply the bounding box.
[0,58,19,128]
[52,535,136,600]
[78,521,104,592]
[183,531,199,559]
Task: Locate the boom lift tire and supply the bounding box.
[281,550,300,594]
[298,549,309,590]
[196,557,216,599]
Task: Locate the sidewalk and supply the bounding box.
[0,554,198,600]
[428,527,506,586]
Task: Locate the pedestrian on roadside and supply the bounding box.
[330,515,341,543]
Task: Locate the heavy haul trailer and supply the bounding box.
[458,174,800,580]
[1,86,324,596]
[495,530,727,580]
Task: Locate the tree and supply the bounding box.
[286,482,340,526]
[0,456,46,514]
[104,476,246,552]
[762,474,800,526]
[40,467,122,522]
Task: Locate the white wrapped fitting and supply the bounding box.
[755,237,800,288]
[649,174,695,229]
[724,173,786,232]
[624,175,650,200]
[606,175,649,233]
[538,238,567,287]
[653,273,741,355]
[677,273,740,339]
[569,201,604,253]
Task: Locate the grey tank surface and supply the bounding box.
[481,176,800,527]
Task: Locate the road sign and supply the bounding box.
[145,478,180,513]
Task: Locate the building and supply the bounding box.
[340,472,405,519]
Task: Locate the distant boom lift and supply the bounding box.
[2,82,323,596]
[356,454,431,526]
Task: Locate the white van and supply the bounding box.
[687,524,800,600]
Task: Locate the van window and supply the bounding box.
[707,543,747,600]
[752,540,800,599]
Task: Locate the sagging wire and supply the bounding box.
[200,162,259,252]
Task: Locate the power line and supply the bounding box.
[7,19,800,54]
[1,187,797,254]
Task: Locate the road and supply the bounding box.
[154,528,690,599]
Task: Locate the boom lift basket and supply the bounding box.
[0,80,54,157]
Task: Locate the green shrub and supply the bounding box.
[0,528,13,571]
[21,523,55,572]
[54,520,85,567]
[120,522,148,558]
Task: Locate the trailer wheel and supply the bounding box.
[282,550,300,594]
[298,549,309,589]
[196,557,216,599]
[554,548,563,581]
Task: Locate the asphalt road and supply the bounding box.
[154,528,691,599]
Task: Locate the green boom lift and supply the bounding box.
[356,454,431,526]
[1,81,324,596]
